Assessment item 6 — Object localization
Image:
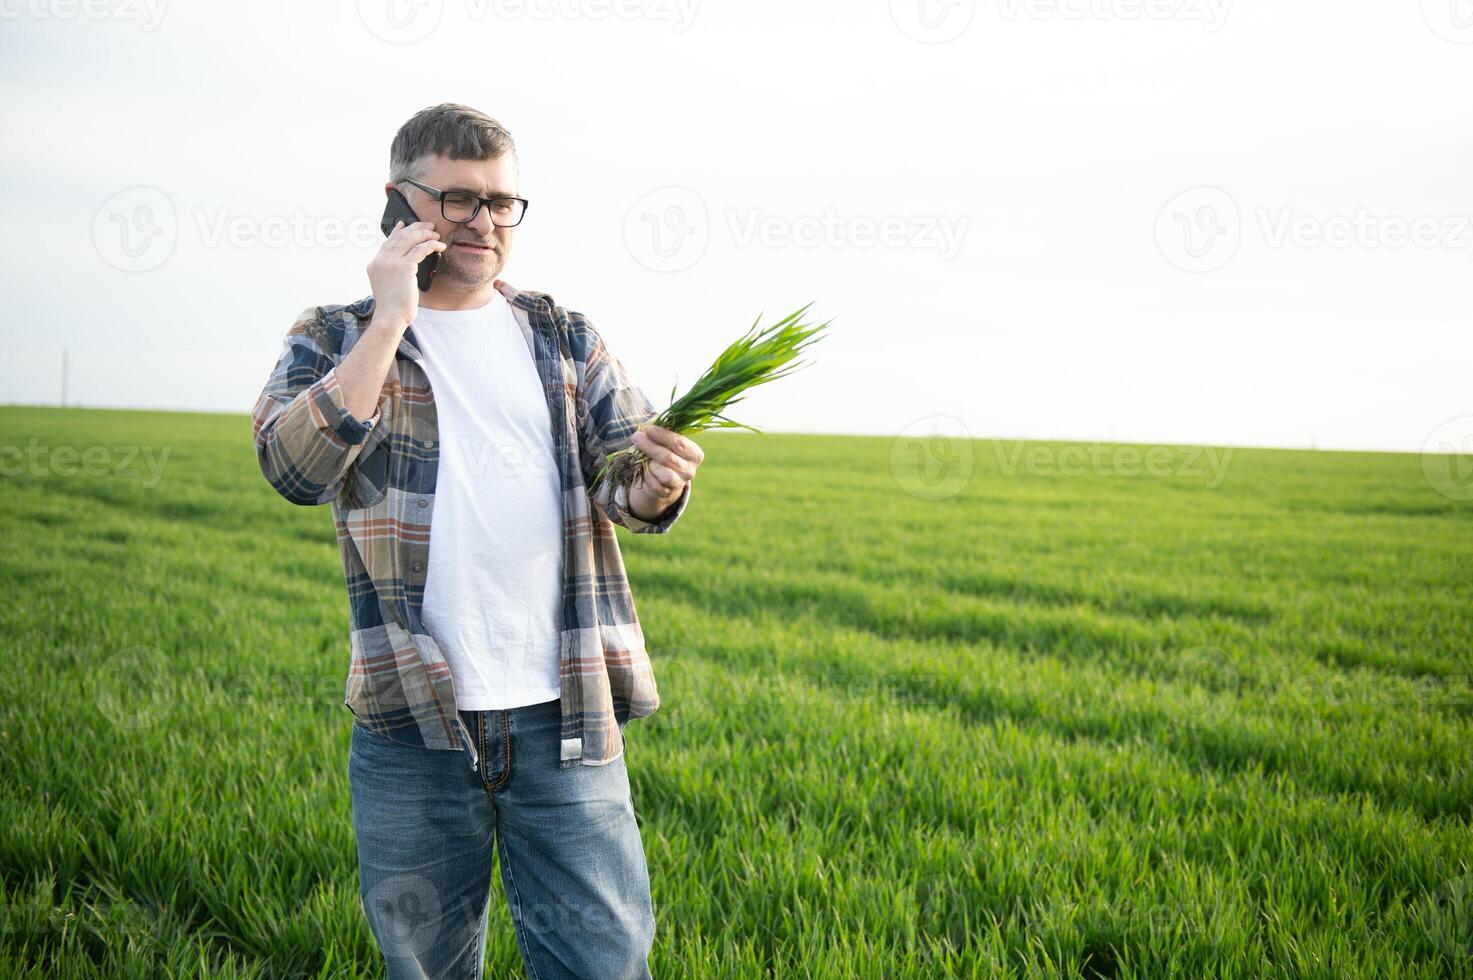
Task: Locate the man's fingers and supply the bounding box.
[392,224,441,255]
[639,426,704,464]
[642,459,685,493]
[636,435,697,482]
[386,220,435,246]
[409,239,448,260]
[633,427,689,477]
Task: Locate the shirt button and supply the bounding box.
[418,498,428,509]
[422,439,433,448]
[413,562,424,572]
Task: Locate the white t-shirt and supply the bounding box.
[409,291,565,710]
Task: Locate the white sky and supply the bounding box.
[1,0,1470,453]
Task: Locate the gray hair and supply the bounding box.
[389,103,517,184]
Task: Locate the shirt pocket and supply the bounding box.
[338,391,394,510]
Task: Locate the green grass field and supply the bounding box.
[1,404,1469,978]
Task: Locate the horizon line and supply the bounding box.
[0,401,1450,459]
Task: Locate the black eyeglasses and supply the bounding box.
[400,178,529,227]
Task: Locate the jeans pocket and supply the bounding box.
[351,719,402,749]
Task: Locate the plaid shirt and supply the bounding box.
[251,279,690,773]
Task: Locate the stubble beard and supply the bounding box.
[438,244,505,289]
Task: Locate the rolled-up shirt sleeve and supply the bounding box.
[573,313,691,534]
[251,308,385,506]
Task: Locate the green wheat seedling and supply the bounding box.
[591,303,833,496]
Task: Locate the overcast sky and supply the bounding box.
[1,0,1469,454]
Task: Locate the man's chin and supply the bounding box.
[437,255,503,288]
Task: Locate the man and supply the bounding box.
[250,103,702,979]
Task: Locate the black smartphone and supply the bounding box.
[379,189,439,292]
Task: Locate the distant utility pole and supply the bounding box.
[61,348,68,407]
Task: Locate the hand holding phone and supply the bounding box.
[380,189,441,292]
[367,192,447,328]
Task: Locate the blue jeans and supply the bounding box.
[347,697,655,979]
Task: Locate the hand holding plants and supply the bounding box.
[592,304,832,500]
[629,424,704,497]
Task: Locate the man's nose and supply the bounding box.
[467,205,494,237]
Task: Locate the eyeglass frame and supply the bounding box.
[398,177,530,227]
